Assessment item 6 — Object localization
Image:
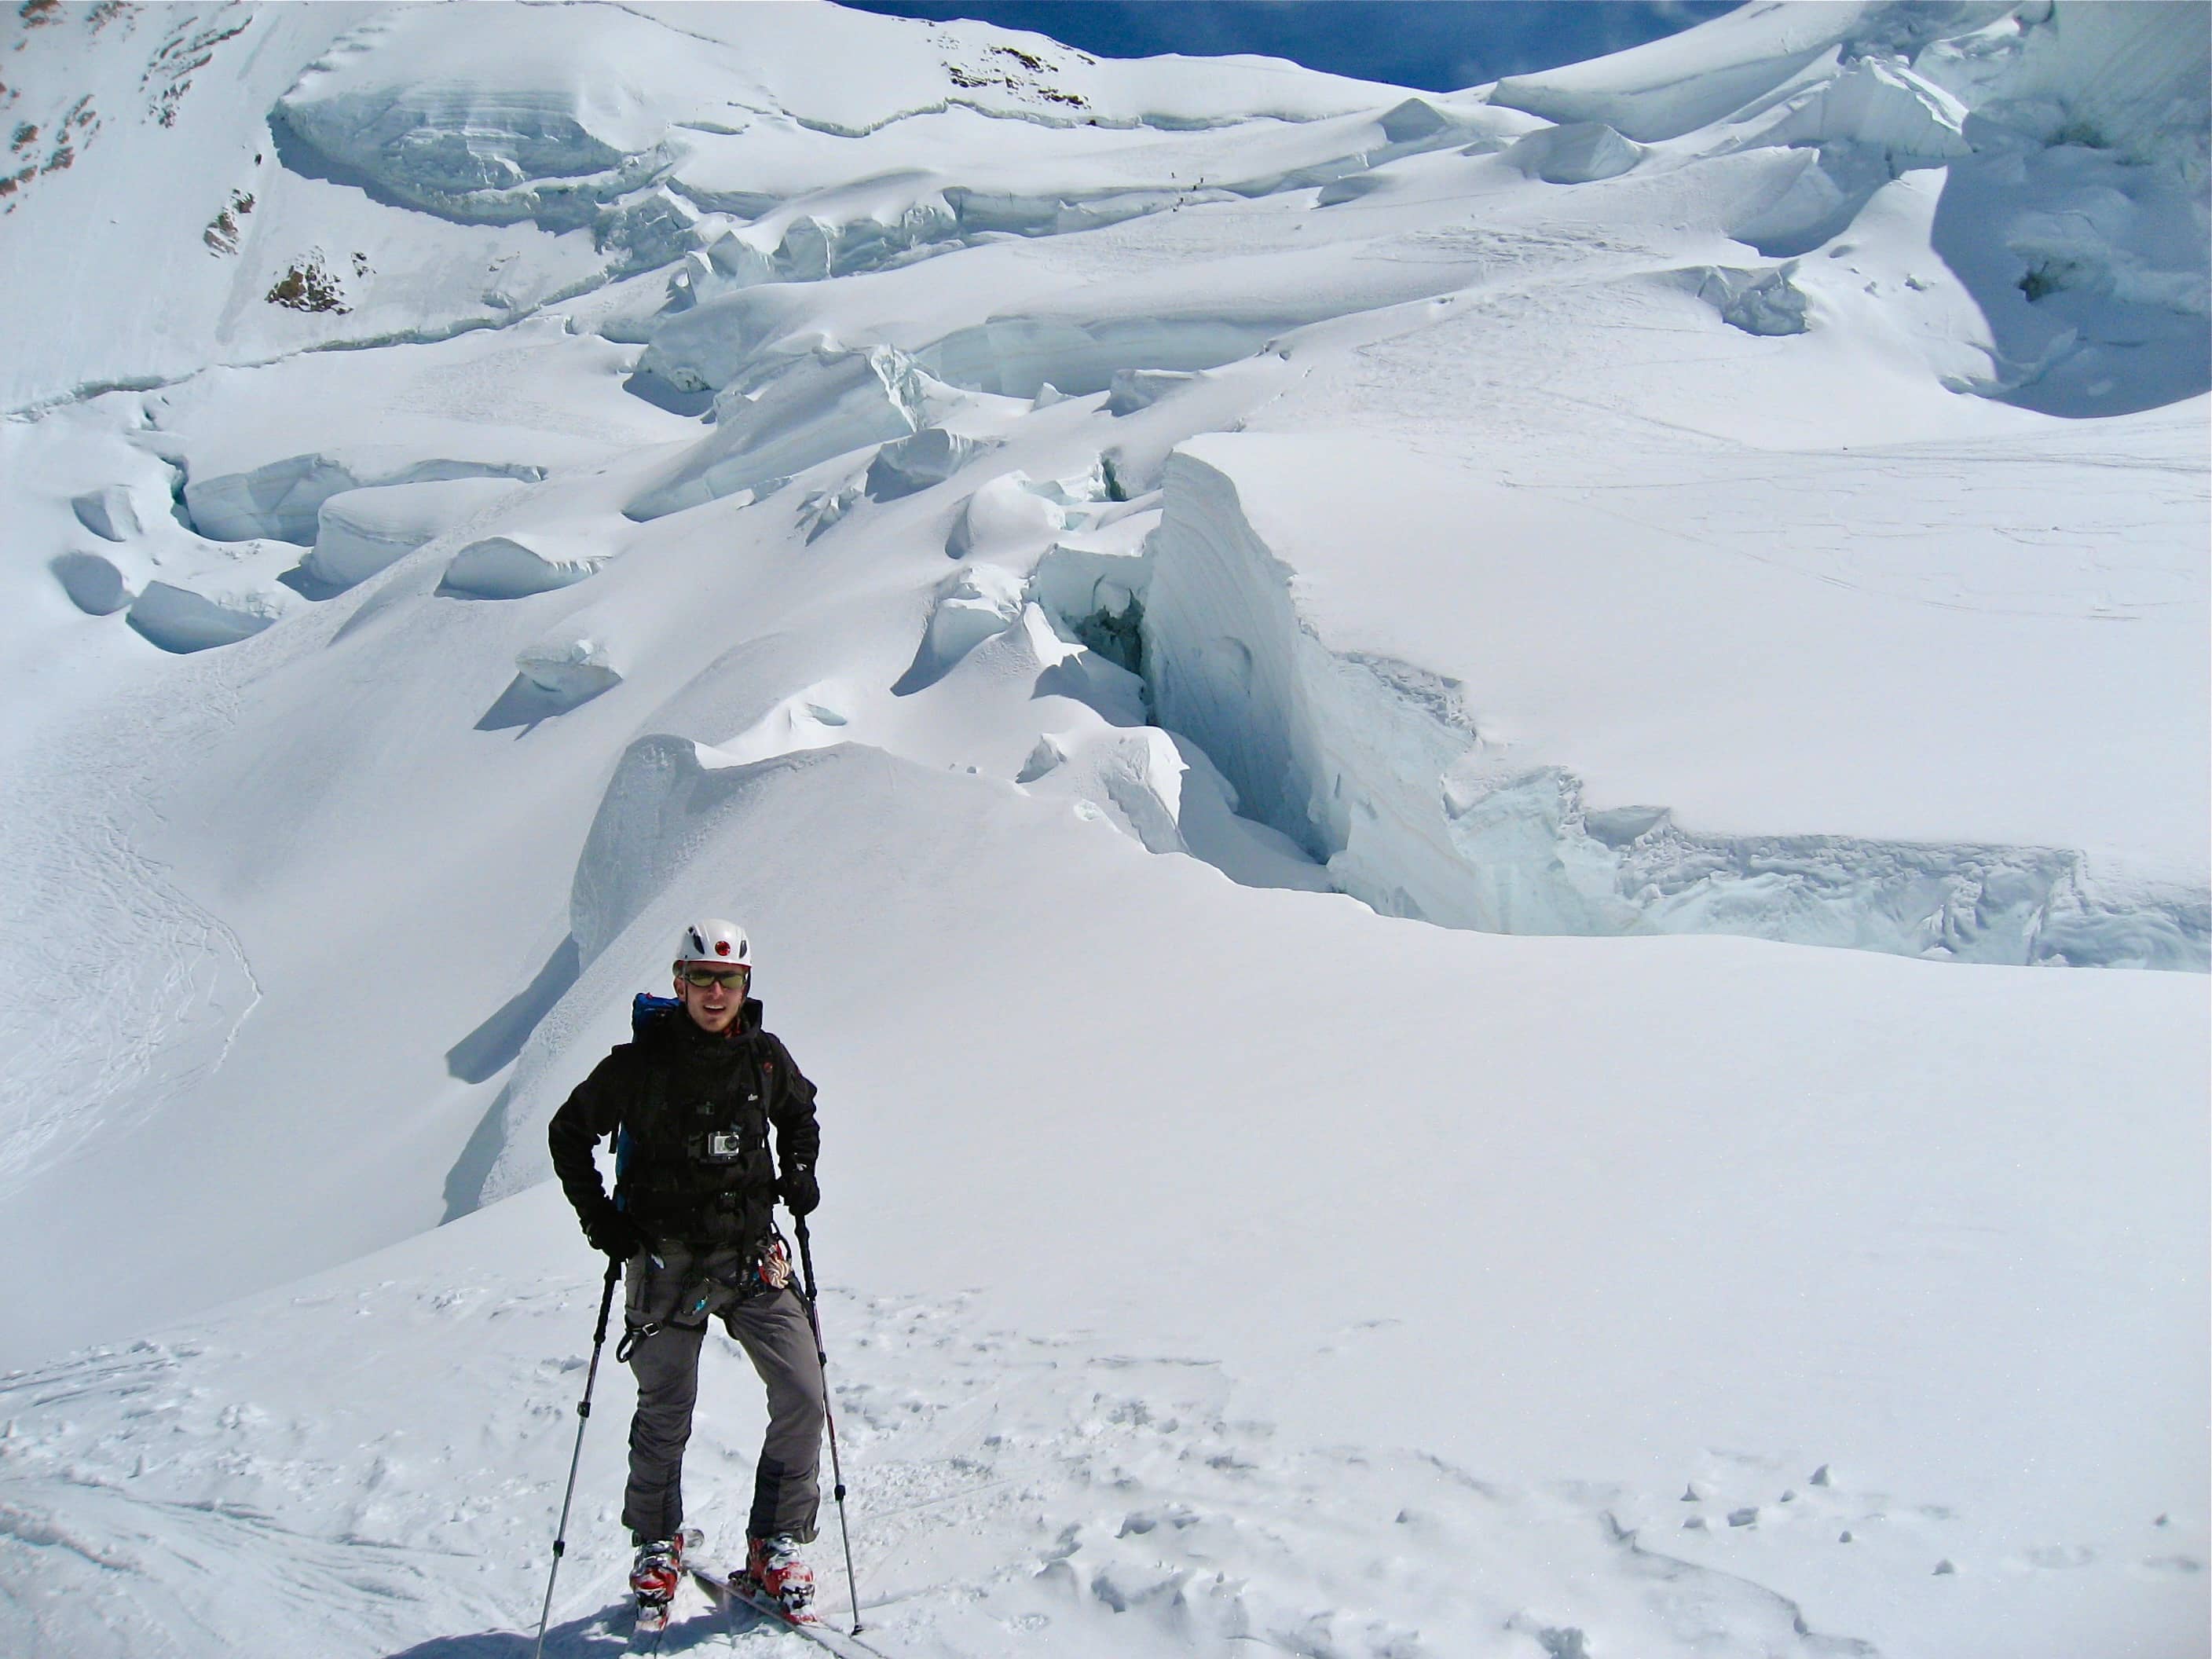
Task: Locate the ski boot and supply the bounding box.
[629,1532,687,1632]
[745,1533,815,1621]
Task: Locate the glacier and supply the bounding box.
[0,3,2203,1657]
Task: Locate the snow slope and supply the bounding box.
[3,749,2203,1659]
[0,2,2204,1656]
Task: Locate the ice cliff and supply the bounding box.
[1136,441,2207,969]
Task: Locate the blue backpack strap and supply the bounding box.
[613,994,682,1210]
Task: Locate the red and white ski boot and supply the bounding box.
[630,1531,689,1632]
[745,1533,816,1622]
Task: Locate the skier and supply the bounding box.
[548,919,825,1630]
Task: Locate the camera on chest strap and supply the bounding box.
[676,1080,760,1166]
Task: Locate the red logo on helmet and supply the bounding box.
[716,940,731,956]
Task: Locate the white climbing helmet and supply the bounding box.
[675,918,751,968]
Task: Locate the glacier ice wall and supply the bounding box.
[1141,451,2208,969]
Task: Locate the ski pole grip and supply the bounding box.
[590,1254,620,1342]
[793,1217,818,1294]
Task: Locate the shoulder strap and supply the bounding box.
[611,993,680,1207]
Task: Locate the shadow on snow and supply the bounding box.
[384,1601,731,1657]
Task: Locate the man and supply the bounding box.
[548,918,825,1628]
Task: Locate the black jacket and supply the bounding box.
[548,998,819,1248]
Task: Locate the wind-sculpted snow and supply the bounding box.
[271,6,724,231]
[184,452,544,545]
[1490,2,2016,143]
[946,470,1074,558]
[303,475,529,588]
[866,426,998,500]
[670,183,1176,291]
[658,101,1521,294]
[515,630,624,705]
[1738,55,1974,161]
[919,316,1286,400]
[899,563,1030,692]
[1480,3,2210,414]
[1503,121,1646,184]
[48,550,133,617]
[69,483,141,544]
[1141,442,2208,969]
[567,738,813,976]
[1728,142,1901,259]
[625,346,926,520]
[441,534,606,600]
[268,0,1409,270]
[126,580,299,655]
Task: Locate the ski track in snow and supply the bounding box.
[14,1256,2192,1659]
[0,661,262,1200]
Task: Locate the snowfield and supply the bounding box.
[0,2,2203,1657]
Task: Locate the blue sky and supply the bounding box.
[832,1,1738,93]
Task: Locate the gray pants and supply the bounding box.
[621,1245,824,1545]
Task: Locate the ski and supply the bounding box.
[691,1560,895,1659]
[625,1605,670,1654]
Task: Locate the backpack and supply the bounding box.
[612,993,682,1208]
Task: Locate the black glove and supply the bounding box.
[583,1199,644,1259]
[779,1165,819,1217]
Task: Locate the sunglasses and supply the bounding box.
[680,967,750,989]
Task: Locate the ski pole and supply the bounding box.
[533,1254,621,1659]
[793,1216,865,1636]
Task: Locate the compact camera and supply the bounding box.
[702,1129,745,1162]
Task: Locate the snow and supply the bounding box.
[2,753,2203,1657]
[866,427,998,501]
[306,476,531,588]
[627,344,928,520]
[1485,1,1893,142]
[441,533,606,601]
[126,575,298,654]
[1503,120,1646,183]
[1141,426,2207,961]
[48,548,134,617]
[69,482,142,544]
[1741,55,1974,159]
[0,2,2204,1657]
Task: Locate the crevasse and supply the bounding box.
[1139,452,2209,969]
